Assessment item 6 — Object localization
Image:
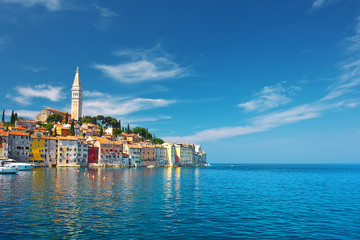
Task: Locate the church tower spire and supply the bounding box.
[71,66,82,121]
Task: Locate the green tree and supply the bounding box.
[46,114,63,123]
[26,130,34,135]
[70,119,75,136]
[10,110,14,125]
[1,109,4,123]
[14,113,18,122]
[125,124,132,134]
[65,112,68,124]
[99,126,103,137]
[96,115,105,125]
[113,128,121,136]
[45,123,54,132]
[104,116,113,127]
[82,116,93,123]
[151,138,164,144]
[118,120,121,130]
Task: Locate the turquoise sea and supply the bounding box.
[0,164,360,239]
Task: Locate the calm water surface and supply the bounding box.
[0,164,360,239]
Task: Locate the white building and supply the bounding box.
[123,143,142,167]
[162,142,176,166]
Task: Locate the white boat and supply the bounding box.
[0,165,18,174]
[1,159,35,171]
[147,165,155,168]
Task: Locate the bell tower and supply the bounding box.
[71,66,82,120]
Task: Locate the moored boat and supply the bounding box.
[0,159,35,171]
[0,165,18,174]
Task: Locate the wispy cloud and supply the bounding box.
[7,84,65,105]
[310,0,342,10]
[94,5,118,30]
[238,83,300,112]
[123,115,172,124]
[346,16,360,53]
[0,34,11,46]
[164,15,360,144]
[94,44,187,83]
[83,95,175,117]
[163,100,358,143]
[23,66,47,72]
[0,0,63,11]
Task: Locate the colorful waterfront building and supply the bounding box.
[94,137,122,166]
[0,129,9,159]
[57,136,78,166]
[8,132,29,162]
[44,136,58,166]
[122,153,130,166]
[174,143,194,165]
[29,136,45,165]
[155,145,166,166]
[123,143,142,167]
[162,142,176,166]
[141,145,156,166]
[77,137,88,166]
[88,145,99,165]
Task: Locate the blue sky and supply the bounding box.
[1,0,360,163]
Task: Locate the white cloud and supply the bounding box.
[83,97,175,117]
[83,90,107,98]
[238,83,299,112]
[95,45,187,83]
[14,110,39,119]
[0,0,63,11]
[23,66,47,72]
[8,84,65,105]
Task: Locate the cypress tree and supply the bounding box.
[100,126,103,137]
[10,110,14,124]
[119,120,121,130]
[14,113,18,121]
[2,109,4,122]
[65,112,68,124]
[70,119,75,136]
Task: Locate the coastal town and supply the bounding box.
[0,68,207,168]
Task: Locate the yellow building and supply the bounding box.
[29,136,45,165]
[174,143,194,165]
[54,124,70,137]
